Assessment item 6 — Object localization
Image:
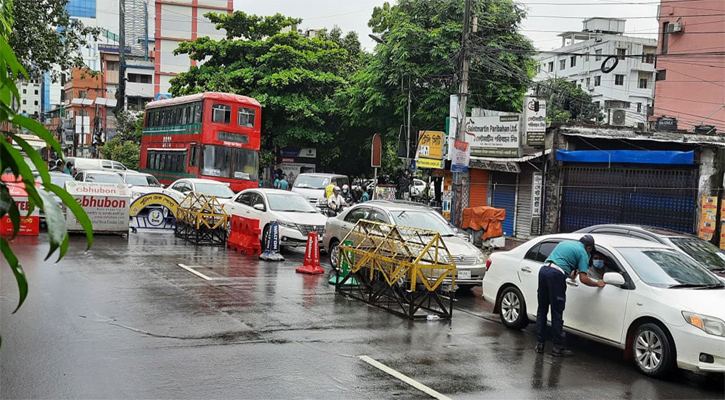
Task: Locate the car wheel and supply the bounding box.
[499,286,529,330]
[329,240,340,269]
[260,225,270,251]
[633,323,675,378]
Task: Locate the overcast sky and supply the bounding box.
[232,0,661,51]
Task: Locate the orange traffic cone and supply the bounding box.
[296,232,325,274]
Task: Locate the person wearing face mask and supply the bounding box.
[587,252,621,280]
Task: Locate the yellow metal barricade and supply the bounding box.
[174,192,229,245]
[336,219,456,319]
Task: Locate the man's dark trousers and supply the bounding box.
[536,265,567,346]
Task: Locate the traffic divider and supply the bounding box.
[227,215,261,255]
[296,232,324,274]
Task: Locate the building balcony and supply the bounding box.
[126,82,154,99]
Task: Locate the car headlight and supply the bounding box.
[682,311,725,337]
[475,250,485,265]
[278,220,299,231]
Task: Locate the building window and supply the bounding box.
[616,48,626,60]
[22,89,26,94]
[585,53,590,62]
[79,90,87,98]
[559,59,565,70]
[594,75,601,86]
[615,75,624,85]
[595,49,602,61]
[662,23,669,54]
[637,103,642,113]
[34,100,38,105]
[570,56,577,67]
[586,77,591,87]
[639,78,648,89]
[34,89,38,95]
[656,70,667,81]
[548,62,553,72]
[22,100,26,105]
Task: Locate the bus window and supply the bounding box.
[201,145,231,177]
[212,104,231,124]
[189,146,198,167]
[195,102,203,123]
[238,107,255,128]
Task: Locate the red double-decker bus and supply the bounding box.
[140,92,261,192]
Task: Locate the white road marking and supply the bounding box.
[358,355,452,400]
[177,263,213,281]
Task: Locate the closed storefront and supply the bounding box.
[469,169,488,207]
[491,172,517,236]
[515,170,533,239]
[560,165,698,233]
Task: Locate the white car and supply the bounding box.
[74,170,126,184]
[223,188,327,249]
[118,172,164,199]
[409,178,426,198]
[322,200,485,290]
[163,178,235,204]
[482,233,725,377]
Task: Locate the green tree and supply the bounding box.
[168,12,362,170]
[99,138,140,170]
[8,0,100,81]
[1,0,93,347]
[339,0,536,175]
[536,78,603,123]
[113,110,144,143]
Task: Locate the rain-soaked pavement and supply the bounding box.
[1,230,723,399]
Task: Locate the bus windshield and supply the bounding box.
[201,145,258,181]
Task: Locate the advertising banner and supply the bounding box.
[374,185,396,201]
[451,140,470,172]
[532,172,543,216]
[65,182,131,233]
[417,130,444,160]
[465,115,521,158]
[468,159,521,173]
[524,97,547,146]
[416,158,445,169]
[698,195,717,241]
[0,184,39,236]
[721,200,725,250]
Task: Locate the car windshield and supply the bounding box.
[293,176,330,189]
[87,173,124,184]
[618,248,723,288]
[125,174,161,187]
[391,210,455,236]
[669,237,725,271]
[194,182,234,198]
[49,173,74,187]
[267,194,318,212]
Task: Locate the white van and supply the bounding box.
[291,173,348,206]
[66,157,134,173]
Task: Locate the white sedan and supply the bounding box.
[163,178,235,205]
[482,233,725,378]
[223,189,327,249]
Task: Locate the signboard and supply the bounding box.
[371,134,382,168]
[720,200,725,250]
[156,93,172,101]
[451,140,470,172]
[468,159,521,173]
[280,148,317,158]
[374,185,396,200]
[0,184,39,236]
[416,158,445,169]
[532,172,543,216]
[129,193,179,229]
[655,117,678,131]
[698,195,717,240]
[524,97,546,146]
[277,162,316,185]
[417,130,444,160]
[465,115,521,158]
[65,181,131,233]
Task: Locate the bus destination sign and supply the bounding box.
[218,131,249,144]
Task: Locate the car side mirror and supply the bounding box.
[127,184,133,188]
[603,272,625,286]
[253,204,265,211]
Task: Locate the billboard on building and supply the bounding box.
[465,115,521,158]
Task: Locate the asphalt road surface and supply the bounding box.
[1,231,723,399]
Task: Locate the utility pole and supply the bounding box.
[453,0,473,226]
[118,0,126,110]
[406,76,412,200]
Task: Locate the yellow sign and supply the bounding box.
[417,130,444,160]
[416,158,445,169]
[129,193,180,217]
[698,196,717,240]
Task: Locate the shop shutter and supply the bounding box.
[469,169,488,207]
[515,171,533,239]
[560,166,698,233]
[491,172,517,236]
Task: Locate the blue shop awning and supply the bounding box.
[556,150,694,165]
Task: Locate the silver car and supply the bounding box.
[322,200,486,290]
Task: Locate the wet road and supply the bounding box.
[1,231,723,399]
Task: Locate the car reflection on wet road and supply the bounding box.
[1,231,722,399]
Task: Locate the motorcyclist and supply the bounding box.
[341,184,354,204]
[327,186,348,215]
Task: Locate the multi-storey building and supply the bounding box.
[653,0,725,133]
[534,18,658,128]
[18,80,42,118]
[154,0,232,95]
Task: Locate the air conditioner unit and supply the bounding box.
[611,109,627,126]
[588,84,595,91]
[666,22,683,33]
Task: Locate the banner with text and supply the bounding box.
[65,182,131,233]
[451,140,470,172]
[699,195,717,241]
[0,184,39,235]
[524,97,547,146]
[465,115,521,158]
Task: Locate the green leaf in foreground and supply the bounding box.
[45,183,93,252]
[0,238,28,313]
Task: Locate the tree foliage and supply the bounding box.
[113,110,144,143]
[1,0,93,347]
[8,0,99,82]
[536,78,603,123]
[338,0,537,175]
[99,138,140,170]
[169,11,363,170]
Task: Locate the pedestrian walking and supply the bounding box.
[535,235,604,357]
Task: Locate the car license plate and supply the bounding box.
[458,270,471,280]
